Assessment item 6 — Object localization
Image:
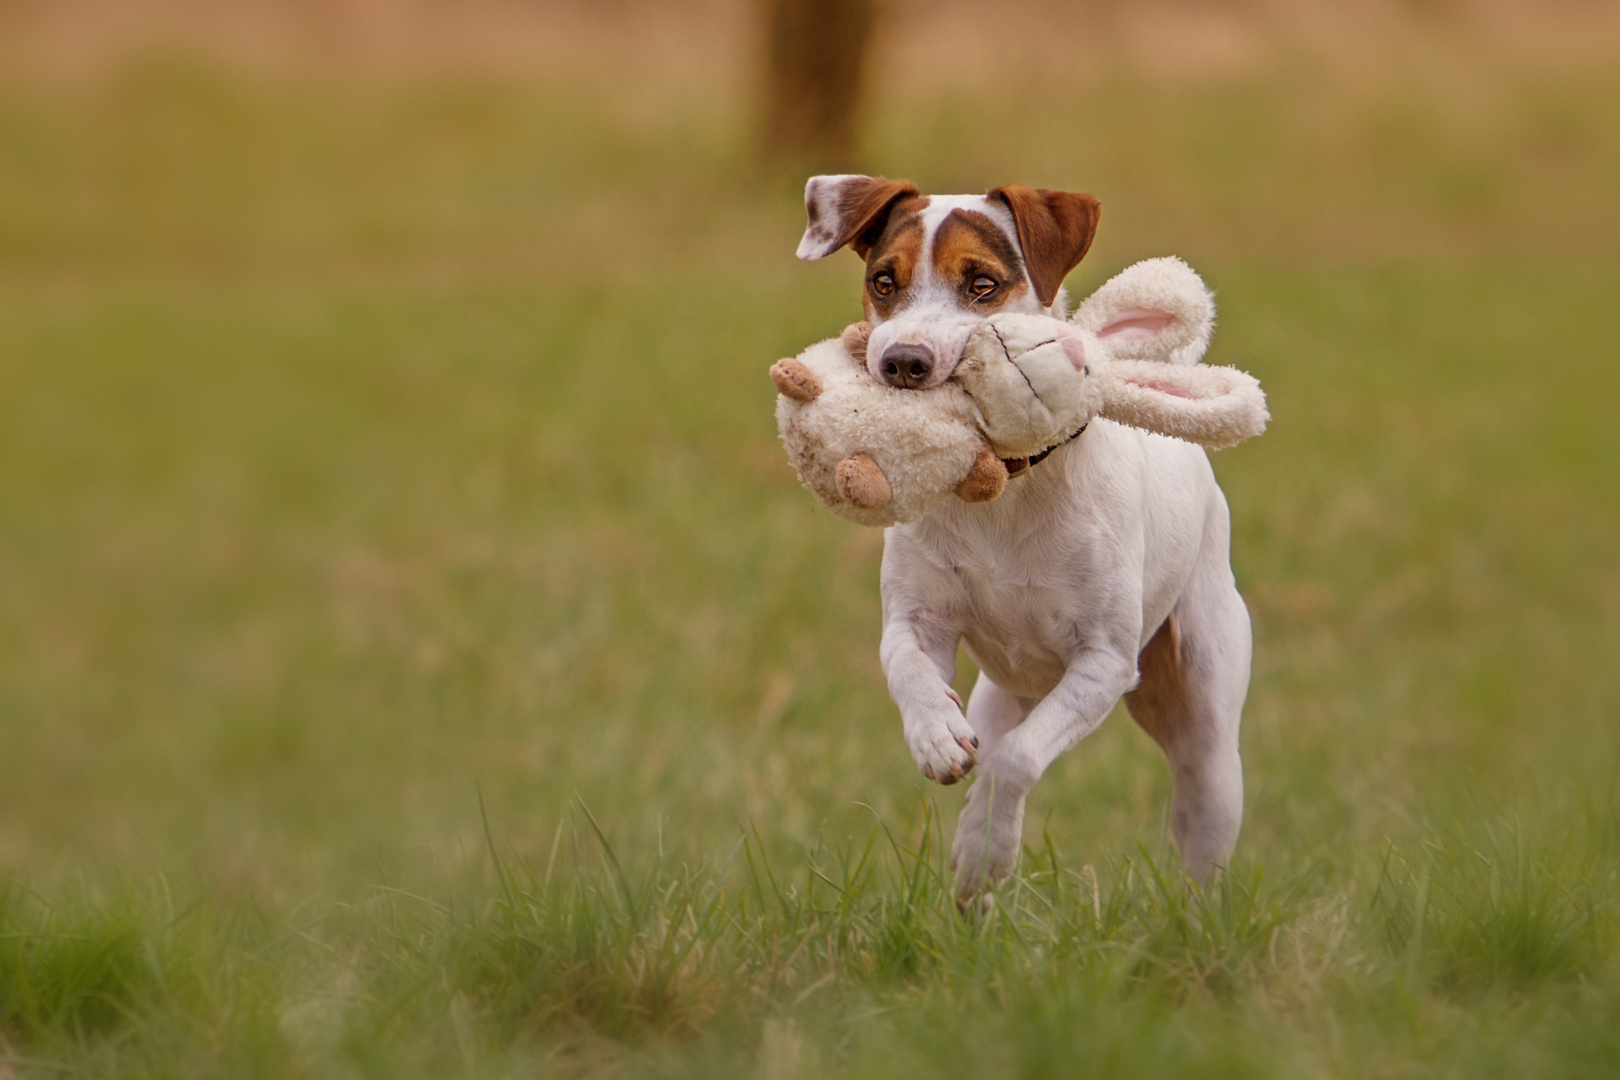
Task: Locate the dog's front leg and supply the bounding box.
[879,613,978,785]
[952,644,1138,902]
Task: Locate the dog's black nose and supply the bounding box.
[878,343,936,389]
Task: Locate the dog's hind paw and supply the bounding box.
[949,774,1027,899]
[954,889,996,916]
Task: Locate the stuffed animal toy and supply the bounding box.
[771,257,1269,527]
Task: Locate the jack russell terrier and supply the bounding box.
[797,174,1252,903]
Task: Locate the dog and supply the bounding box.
[797,174,1252,902]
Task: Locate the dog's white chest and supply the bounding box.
[956,572,1082,699]
[887,472,1125,698]
[881,427,1217,701]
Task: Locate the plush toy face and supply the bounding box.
[773,257,1269,527]
[957,314,1269,455]
[952,317,1099,459]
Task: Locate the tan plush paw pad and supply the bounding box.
[835,453,893,509]
[840,321,874,360]
[770,358,822,402]
[954,445,1009,503]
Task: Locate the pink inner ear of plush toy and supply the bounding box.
[1098,308,1176,340]
[1055,324,1088,369]
[1126,378,1197,399]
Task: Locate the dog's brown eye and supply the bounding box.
[970,275,997,297]
[871,273,896,297]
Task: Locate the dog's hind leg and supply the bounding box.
[1125,541,1251,883]
[962,671,1035,758]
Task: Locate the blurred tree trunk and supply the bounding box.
[761,0,877,170]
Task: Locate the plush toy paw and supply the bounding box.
[834,451,893,509]
[840,320,873,360]
[769,357,822,402]
[953,445,1009,503]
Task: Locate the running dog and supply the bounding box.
[797,175,1252,903]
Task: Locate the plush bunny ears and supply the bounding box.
[1071,256,1215,366]
[1068,256,1264,448]
[1092,359,1268,450]
[956,312,1268,455]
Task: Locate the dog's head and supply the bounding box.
[797,174,1100,389]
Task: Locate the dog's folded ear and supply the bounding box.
[988,185,1101,307]
[797,175,920,260]
[1096,359,1268,450]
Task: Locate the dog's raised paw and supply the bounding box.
[908,712,978,785]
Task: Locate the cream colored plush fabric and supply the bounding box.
[957,322,1268,455]
[774,338,986,527]
[1070,255,1215,365]
[952,316,1092,458]
[1093,359,1268,450]
[775,258,1268,526]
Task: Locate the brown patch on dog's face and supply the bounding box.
[988,185,1101,307]
[860,195,928,321]
[798,175,920,261]
[930,209,1030,312]
[841,179,917,258]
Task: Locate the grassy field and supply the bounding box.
[2,61,1620,1076]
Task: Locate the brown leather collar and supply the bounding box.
[1001,422,1088,478]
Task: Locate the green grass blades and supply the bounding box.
[2,66,1620,1075]
[1,805,1615,1076]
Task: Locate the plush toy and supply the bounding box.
[771,257,1269,527]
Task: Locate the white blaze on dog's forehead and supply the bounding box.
[885,196,1023,313]
[915,194,1017,235]
[915,195,1021,270]
[862,194,1046,389]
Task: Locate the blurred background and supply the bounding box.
[1,0,1618,902]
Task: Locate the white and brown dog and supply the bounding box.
[797,174,1252,902]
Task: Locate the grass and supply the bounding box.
[1,59,1619,1075]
